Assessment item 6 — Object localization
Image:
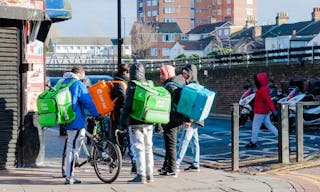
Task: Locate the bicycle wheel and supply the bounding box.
[61,136,67,178]
[93,139,122,183]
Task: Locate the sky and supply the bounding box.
[53,0,320,37]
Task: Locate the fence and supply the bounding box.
[231,101,320,171]
[46,45,320,72]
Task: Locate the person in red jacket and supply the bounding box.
[246,72,278,148]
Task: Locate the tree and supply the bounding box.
[130,21,153,59]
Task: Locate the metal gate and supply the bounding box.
[0,26,21,169]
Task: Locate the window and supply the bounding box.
[151,34,157,42]
[139,2,143,7]
[147,11,151,17]
[164,7,175,13]
[217,9,222,15]
[152,10,157,16]
[164,0,174,2]
[197,20,201,24]
[151,48,157,56]
[162,48,170,56]
[218,29,222,36]
[164,18,175,22]
[196,8,201,13]
[226,0,231,4]
[152,0,157,6]
[146,0,151,6]
[223,29,229,36]
[212,0,216,5]
[212,10,216,15]
[181,34,188,40]
[246,8,253,15]
[162,34,175,42]
[247,0,253,4]
[226,7,231,15]
[196,0,201,3]
[217,0,221,5]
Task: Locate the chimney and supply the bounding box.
[276,12,289,25]
[252,26,262,37]
[312,7,320,21]
[245,16,257,28]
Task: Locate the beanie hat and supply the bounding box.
[160,65,176,81]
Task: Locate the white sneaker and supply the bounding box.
[64,177,81,185]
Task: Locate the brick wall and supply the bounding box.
[47,61,320,116]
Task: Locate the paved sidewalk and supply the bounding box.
[0,128,299,192]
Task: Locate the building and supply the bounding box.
[136,0,257,33]
[47,37,132,64]
[149,22,183,59]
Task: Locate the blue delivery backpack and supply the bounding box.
[165,82,215,122]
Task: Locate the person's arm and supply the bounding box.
[76,82,100,117]
[262,87,276,112]
[120,82,135,129]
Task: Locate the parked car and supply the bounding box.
[47,75,113,88]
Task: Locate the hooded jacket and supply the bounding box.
[120,63,151,128]
[183,64,204,126]
[253,72,276,114]
[62,72,100,130]
[162,74,190,129]
[111,72,129,124]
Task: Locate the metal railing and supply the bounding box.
[46,45,320,72]
[231,101,320,171]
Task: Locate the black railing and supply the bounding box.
[46,45,320,72]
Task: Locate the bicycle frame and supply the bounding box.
[61,117,122,183]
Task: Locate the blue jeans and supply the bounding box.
[176,123,200,168]
[251,113,278,143]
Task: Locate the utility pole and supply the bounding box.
[117,0,123,69]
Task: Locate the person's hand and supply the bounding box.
[272,110,278,117]
[184,122,191,129]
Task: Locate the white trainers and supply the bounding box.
[64,177,81,185]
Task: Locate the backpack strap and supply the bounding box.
[164,81,184,89]
[55,79,77,90]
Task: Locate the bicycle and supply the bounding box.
[61,117,122,183]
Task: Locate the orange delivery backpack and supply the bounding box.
[88,80,127,116]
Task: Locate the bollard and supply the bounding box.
[232,103,239,171]
[279,103,290,163]
[296,102,304,162]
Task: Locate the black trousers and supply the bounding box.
[163,126,180,173]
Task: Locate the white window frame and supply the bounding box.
[223,29,229,36]
[162,34,175,42]
[217,0,222,5]
[162,48,170,56]
[151,34,158,42]
[152,10,158,16]
[146,0,151,6]
[226,7,231,15]
[150,48,158,56]
[164,7,175,14]
[246,8,253,16]
[217,9,222,15]
[247,0,253,4]
[164,0,174,2]
[164,18,175,22]
[226,0,231,4]
[147,11,151,17]
[152,0,157,6]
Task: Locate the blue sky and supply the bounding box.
[53,0,319,37]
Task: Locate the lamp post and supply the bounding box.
[117,0,123,68]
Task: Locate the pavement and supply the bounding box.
[0,127,320,191]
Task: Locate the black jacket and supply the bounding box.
[110,73,129,125]
[120,63,151,128]
[162,74,190,129]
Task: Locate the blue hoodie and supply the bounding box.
[62,72,100,130]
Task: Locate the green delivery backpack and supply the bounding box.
[130,80,171,124]
[37,79,77,127]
